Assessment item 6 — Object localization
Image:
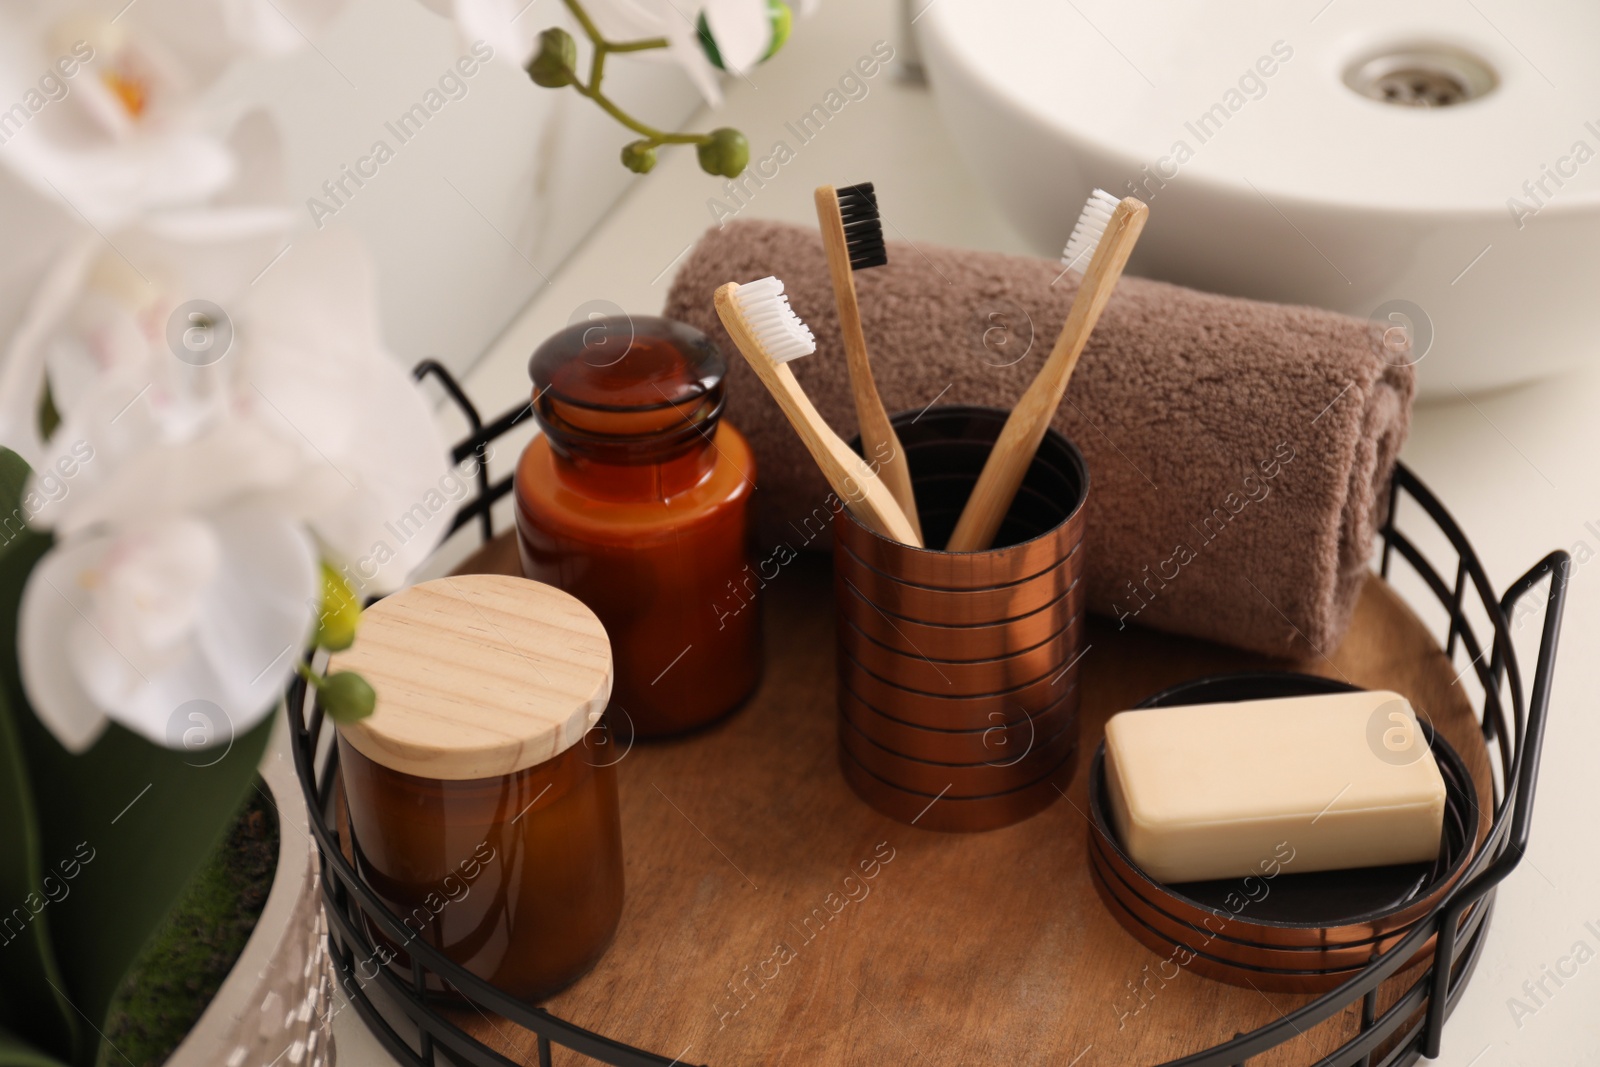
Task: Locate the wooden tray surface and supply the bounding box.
[434,536,1491,1067]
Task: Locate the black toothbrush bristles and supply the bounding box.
[837,182,887,271]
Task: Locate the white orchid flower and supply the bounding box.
[28,228,450,588]
[697,0,775,75]
[444,0,539,69]
[225,228,454,591]
[0,110,291,463]
[215,0,359,56]
[0,0,347,231]
[18,510,317,753]
[16,230,451,753]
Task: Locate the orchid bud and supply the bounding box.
[621,140,657,174]
[313,563,361,651]
[696,128,749,178]
[321,671,376,723]
[527,28,577,88]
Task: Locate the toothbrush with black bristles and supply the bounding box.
[814,182,923,543]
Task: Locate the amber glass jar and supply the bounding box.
[331,575,625,1001]
[514,316,761,737]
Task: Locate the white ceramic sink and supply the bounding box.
[918,0,1600,396]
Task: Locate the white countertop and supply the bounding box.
[337,1,1600,1062]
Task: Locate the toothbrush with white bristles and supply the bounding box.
[945,190,1148,553]
[715,277,923,547]
[1060,188,1121,275]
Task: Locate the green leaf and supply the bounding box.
[0,447,276,1065]
[0,449,26,501]
[0,449,34,563]
[97,790,277,1067]
[0,1024,70,1067]
[0,451,77,1061]
[7,708,274,1067]
[36,382,60,443]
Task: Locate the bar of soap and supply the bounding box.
[1103,690,1447,885]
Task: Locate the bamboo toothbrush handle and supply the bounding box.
[814,187,924,543]
[946,198,1149,553]
[715,285,923,548]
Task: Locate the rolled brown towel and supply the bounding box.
[664,220,1413,660]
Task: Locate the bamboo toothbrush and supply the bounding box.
[815,182,923,542]
[715,277,922,547]
[945,190,1149,553]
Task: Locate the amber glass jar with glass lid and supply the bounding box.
[331,574,625,1001]
[514,316,761,737]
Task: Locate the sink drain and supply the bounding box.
[1344,46,1497,108]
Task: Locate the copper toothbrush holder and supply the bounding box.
[833,406,1090,832]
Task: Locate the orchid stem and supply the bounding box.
[558,0,711,149]
[296,662,326,689]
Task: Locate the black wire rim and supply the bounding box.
[286,362,1569,1067]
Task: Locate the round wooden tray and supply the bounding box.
[423,534,1492,1067]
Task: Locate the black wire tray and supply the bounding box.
[288,361,1569,1067]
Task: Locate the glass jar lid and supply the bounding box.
[528,316,726,463]
[329,575,611,780]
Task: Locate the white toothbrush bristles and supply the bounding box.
[1060,188,1120,276]
[733,276,816,363]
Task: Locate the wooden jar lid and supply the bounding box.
[329,575,612,781]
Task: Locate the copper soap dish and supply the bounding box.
[1086,672,1484,993]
